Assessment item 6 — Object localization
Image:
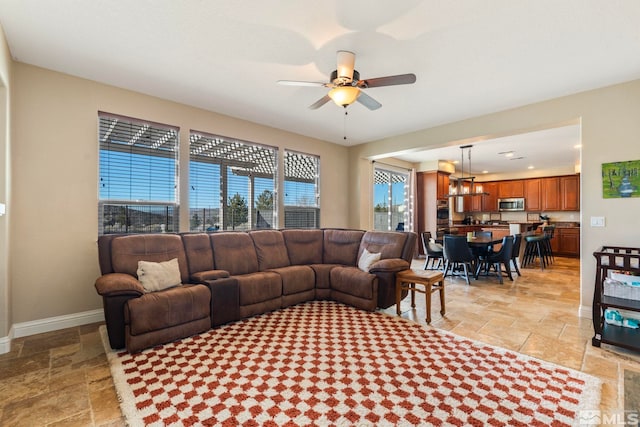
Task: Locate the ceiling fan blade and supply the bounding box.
[277,80,330,87]
[309,95,331,110]
[336,50,355,81]
[356,91,382,110]
[358,73,416,88]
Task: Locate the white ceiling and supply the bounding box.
[394,124,581,176]
[0,1,639,159]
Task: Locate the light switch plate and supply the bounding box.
[0,203,5,216]
[590,216,605,227]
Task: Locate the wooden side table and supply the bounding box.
[395,269,445,323]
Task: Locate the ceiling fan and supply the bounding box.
[277,50,416,110]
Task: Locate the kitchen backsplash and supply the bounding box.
[452,210,580,223]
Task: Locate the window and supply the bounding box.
[189,132,277,231]
[283,151,320,228]
[373,167,410,231]
[98,114,179,235]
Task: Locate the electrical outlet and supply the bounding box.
[590,216,605,227]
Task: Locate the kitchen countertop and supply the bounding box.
[451,221,580,228]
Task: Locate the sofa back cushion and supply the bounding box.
[359,231,407,260]
[249,230,291,270]
[110,234,190,283]
[97,234,120,274]
[182,233,215,274]
[210,232,259,275]
[282,229,323,265]
[323,229,365,265]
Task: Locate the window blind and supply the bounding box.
[284,150,320,228]
[98,113,179,235]
[189,131,277,231]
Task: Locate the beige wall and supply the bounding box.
[9,62,349,325]
[0,27,11,339]
[5,42,640,334]
[348,80,640,316]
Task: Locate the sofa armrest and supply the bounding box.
[191,269,231,283]
[368,258,410,273]
[201,277,240,326]
[95,273,145,296]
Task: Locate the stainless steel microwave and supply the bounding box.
[498,197,525,211]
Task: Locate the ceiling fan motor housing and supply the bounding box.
[331,70,360,86]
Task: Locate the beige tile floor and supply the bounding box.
[388,256,640,418]
[0,256,638,425]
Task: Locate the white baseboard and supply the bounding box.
[1,309,105,354]
[12,309,105,338]
[578,304,592,319]
[0,330,13,354]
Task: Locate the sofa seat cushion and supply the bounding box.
[269,265,315,295]
[125,284,210,336]
[330,266,377,300]
[236,271,282,306]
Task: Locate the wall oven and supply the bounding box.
[498,197,525,212]
[436,199,449,224]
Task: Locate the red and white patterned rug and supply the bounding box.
[101,301,601,426]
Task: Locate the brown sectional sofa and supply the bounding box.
[95,228,416,353]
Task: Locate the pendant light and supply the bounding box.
[446,144,489,198]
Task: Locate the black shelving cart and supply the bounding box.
[592,246,640,352]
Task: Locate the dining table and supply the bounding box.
[461,235,505,276]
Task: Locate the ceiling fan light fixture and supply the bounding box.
[328,86,360,107]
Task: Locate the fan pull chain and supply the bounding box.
[343,107,348,140]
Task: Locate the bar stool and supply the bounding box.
[522,234,546,270]
[542,225,556,266]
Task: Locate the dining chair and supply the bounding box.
[421,231,444,270]
[476,235,514,284]
[443,235,476,285]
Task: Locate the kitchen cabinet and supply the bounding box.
[498,180,524,198]
[541,177,561,210]
[558,227,580,256]
[561,175,580,211]
[524,179,541,211]
[480,226,511,240]
[455,182,483,212]
[549,227,580,257]
[482,182,498,212]
[436,172,450,200]
[417,171,450,254]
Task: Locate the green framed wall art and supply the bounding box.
[602,160,639,198]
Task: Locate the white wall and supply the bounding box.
[8,62,349,326]
[348,79,640,318]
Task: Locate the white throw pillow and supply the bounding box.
[137,258,182,293]
[358,248,381,272]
